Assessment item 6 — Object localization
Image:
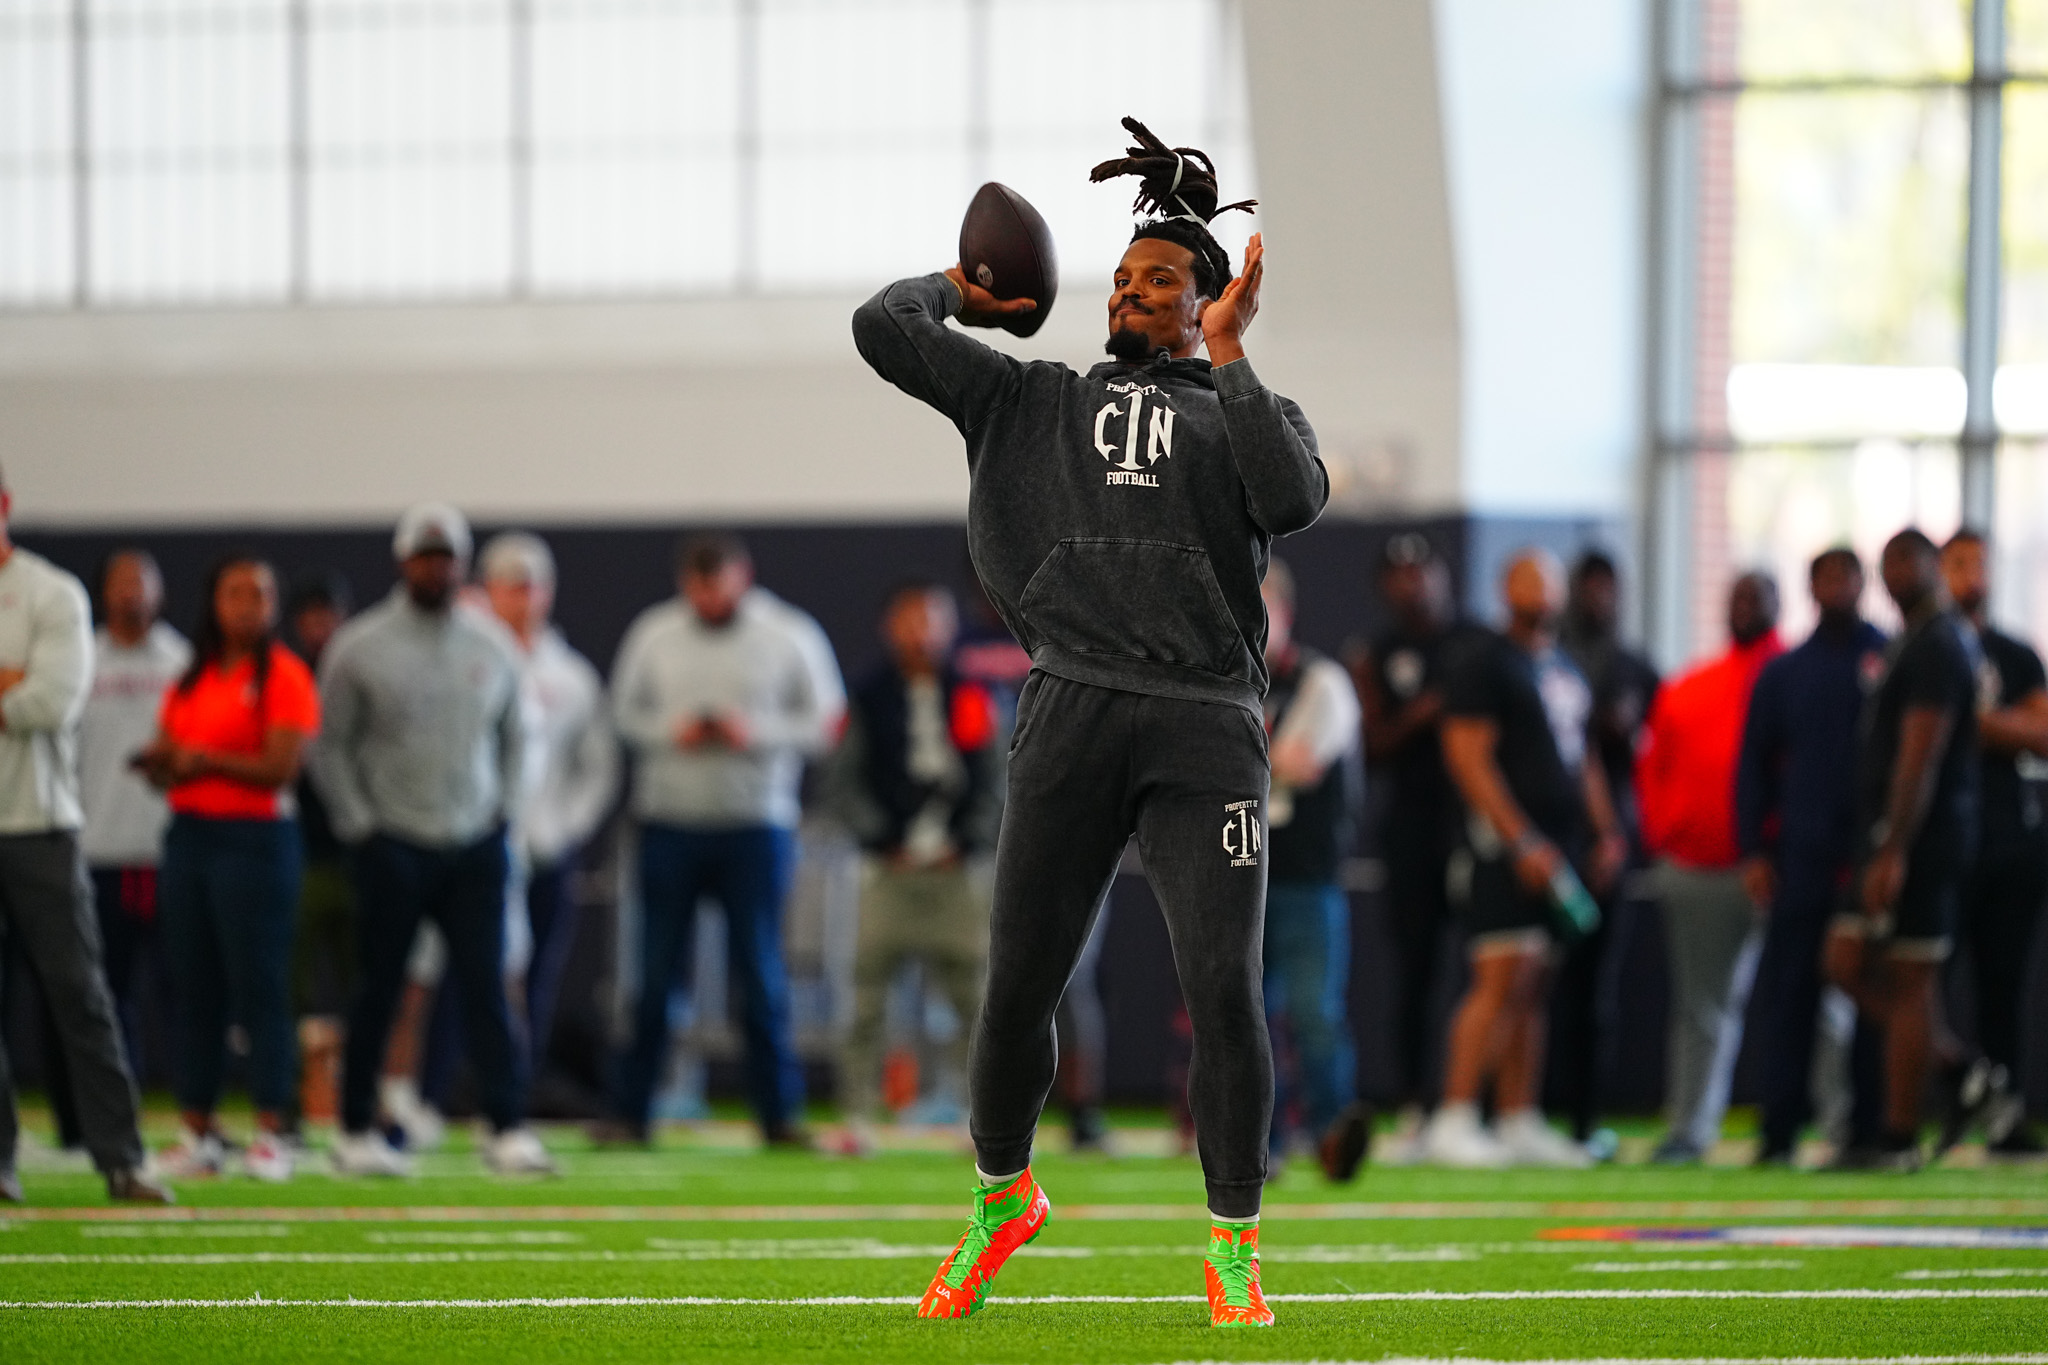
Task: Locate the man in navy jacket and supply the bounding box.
[1737,548,1888,1163]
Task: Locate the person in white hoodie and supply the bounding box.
[478,532,619,1071]
[77,549,189,1085]
[600,533,843,1146]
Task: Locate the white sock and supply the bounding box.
[379,1076,419,1111]
[1208,1210,1259,1228]
[975,1166,1025,1188]
[1435,1100,1480,1125]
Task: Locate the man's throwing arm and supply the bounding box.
[852,274,1026,435]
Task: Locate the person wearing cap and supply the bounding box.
[477,532,618,1075]
[0,463,170,1205]
[602,533,845,1148]
[310,503,552,1177]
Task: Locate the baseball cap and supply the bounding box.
[392,502,473,564]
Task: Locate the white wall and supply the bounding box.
[2,1,1649,533]
[1433,0,1652,517]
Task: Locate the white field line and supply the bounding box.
[8,1288,2048,1310]
[0,1240,1832,1267]
[1900,1268,2048,1279]
[1572,1261,1804,1273]
[9,1197,2048,1224]
[1156,1358,2048,1365]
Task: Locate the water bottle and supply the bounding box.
[1549,863,1602,942]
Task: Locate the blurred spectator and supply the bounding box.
[1552,551,1659,1150]
[1635,572,1783,1162]
[1822,530,1980,1170]
[0,464,168,1204]
[1427,549,1625,1168]
[1740,548,1888,1164]
[478,532,619,1074]
[286,573,355,1122]
[604,534,844,1147]
[1941,530,2048,1155]
[313,503,552,1177]
[1258,558,1368,1180]
[77,550,188,1086]
[1351,532,1470,1158]
[824,581,1004,1152]
[139,555,317,1181]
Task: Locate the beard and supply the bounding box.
[1104,322,1153,360]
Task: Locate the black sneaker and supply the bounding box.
[1934,1058,2005,1159]
[0,1168,21,1203]
[1987,1127,2048,1160]
[1069,1105,1108,1154]
[1752,1141,1796,1169]
[105,1167,175,1204]
[1318,1103,1373,1183]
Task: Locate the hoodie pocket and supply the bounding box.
[1018,537,1247,677]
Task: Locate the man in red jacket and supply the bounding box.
[1635,573,1783,1163]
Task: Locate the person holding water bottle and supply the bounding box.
[1424,549,1626,1167]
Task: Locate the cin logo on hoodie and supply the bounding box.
[1095,380,1176,488]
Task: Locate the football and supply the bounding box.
[958,181,1058,337]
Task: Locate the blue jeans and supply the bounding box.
[1262,880,1357,1142]
[341,830,522,1134]
[616,824,801,1134]
[160,816,302,1116]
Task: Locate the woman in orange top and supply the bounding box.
[138,555,319,1182]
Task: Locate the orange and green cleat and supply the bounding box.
[1205,1218,1274,1327]
[916,1169,1051,1319]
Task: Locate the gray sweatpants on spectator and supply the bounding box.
[1657,860,1762,1153]
[0,831,145,1175]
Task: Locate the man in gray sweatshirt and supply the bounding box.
[853,123,1325,1326]
[604,534,844,1146]
[313,503,552,1178]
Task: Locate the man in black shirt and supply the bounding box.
[1554,551,1659,1149]
[1427,550,1626,1167]
[1824,529,1980,1168]
[1351,534,1469,1153]
[1941,529,2048,1155]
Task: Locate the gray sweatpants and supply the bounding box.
[0,831,145,1175]
[1656,860,1761,1153]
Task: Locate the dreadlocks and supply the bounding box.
[1090,116,1255,301]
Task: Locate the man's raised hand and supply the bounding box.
[943,266,1038,329]
[1201,232,1263,365]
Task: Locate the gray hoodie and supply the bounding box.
[312,591,525,850]
[854,273,1326,718]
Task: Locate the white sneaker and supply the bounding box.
[380,1078,447,1152]
[1422,1103,1510,1168]
[331,1130,414,1177]
[243,1133,295,1183]
[161,1131,228,1179]
[482,1127,558,1176]
[1498,1110,1594,1168]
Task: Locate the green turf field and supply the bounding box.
[4,1116,2047,1364]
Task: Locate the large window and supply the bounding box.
[1651,0,2048,655]
[0,0,1254,307]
